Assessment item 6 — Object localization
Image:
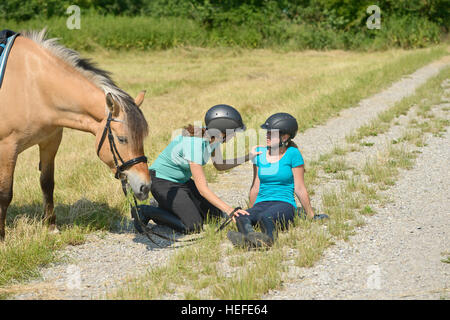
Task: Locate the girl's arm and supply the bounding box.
[249,164,260,207]
[292,165,315,219]
[212,145,262,171]
[190,162,249,220]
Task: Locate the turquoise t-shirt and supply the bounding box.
[252,146,304,208]
[149,135,220,183]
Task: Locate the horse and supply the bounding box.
[0,29,151,240]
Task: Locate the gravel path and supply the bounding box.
[9,227,179,299]
[8,57,449,300]
[210,57,449,204]
[264,115,450,300]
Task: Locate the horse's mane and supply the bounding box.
[21,28,149,150]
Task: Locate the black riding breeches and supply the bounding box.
[148,171,222,233]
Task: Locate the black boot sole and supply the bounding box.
[227,231,247,248]
[227,231,273,250]
[246,232,273,249]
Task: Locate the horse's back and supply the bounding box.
[0,36,57,150]
[0,36,36,105]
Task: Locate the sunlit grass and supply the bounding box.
[108,60,450,299]
[2,45,448,294]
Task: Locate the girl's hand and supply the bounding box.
[249,145,264,160]
[228,207,250,222]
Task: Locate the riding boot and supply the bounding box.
[235,216,255,235]
[134,205,188,234]
[232,216,272,248]
[258,213,277,243]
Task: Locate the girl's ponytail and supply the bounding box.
[287,140,299,149]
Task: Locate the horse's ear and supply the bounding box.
[135,90,146,108]
[106,93,120,116]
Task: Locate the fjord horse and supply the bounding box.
[0,30,151,240]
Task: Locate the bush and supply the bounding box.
[0,0,445,51]
[370,15,441,49]
[2,14,209,51]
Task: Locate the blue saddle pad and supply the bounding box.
[0,29,20,88]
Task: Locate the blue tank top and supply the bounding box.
[252,146,304,208]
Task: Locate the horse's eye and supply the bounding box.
[117,136,128,144]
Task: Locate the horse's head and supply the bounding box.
[95,91,151,201]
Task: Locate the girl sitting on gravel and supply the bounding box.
[133,104,261,234]
[227,113,327,249]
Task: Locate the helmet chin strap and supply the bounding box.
[267,139,289,150]
[279,136,291,147]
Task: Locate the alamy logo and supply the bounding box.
[366,265,382,289]
[66,5,81,30]
[66,264,82,290]
[366,5,381,30]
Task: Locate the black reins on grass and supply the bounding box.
[121,179,201,248]
[123,182,240,247]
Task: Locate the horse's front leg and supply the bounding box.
[0,142,18,241]
[38,129,63,231]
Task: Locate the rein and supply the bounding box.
[123,184,238,248]
[122,180,202,248]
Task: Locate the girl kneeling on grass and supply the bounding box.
[227,113,328,249]
[133,104,261,234]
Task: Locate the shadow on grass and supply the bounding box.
[130,214,230,251]
[7,198,124,232]
[7,198,187,250]
[131,222,205,251]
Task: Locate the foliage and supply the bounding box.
[0,0,447,50]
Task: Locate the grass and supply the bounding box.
[441,254,450,264]
[323,158,351,174]
[1,45,448,294]
[81,45,449,164]
[331,145,348,156]
[363,157,397,187]
[346,64,450,143]
[109,222,285,300]
[413,118,450,137]
[396,129,427,147]
[1,13,443,51]
[110,216,332,299]
[360,205,376,216]
[108,59,450,299]
[345,178,379,202]
[0,217,88,287]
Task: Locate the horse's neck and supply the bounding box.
[34,43,106,134]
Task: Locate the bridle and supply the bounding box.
[96,111,148,179]
[96,111,236,247]
[96,111,202,247]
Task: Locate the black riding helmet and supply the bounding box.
[205,104,246,134]
[261,112,298,140]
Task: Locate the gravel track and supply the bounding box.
[263,105,450,299]
[8,57,450,300]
